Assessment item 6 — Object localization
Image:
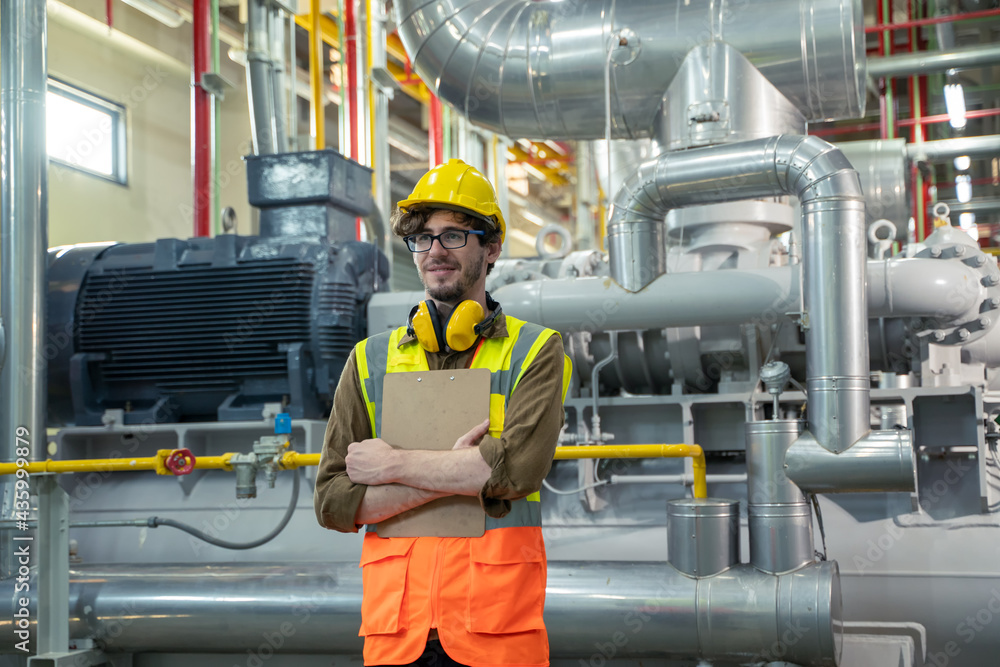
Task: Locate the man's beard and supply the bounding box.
[422,258,484,303]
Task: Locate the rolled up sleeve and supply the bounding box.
[477,334,566,518]
[313,350,371,533]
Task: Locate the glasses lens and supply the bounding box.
[409,234,432,251]
[440,231,467,249]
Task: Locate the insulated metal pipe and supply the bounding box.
[393,0,865,140]
[494,257,982,332]
[592,136,869,452]
[908,135,1000,162]
[246,0,278,155]
[268,2,289,153]
[667,499,740,577]
[746,420,813,574]
[1,0,49,578]
[784,429,916,493]
[867,43,1000,79]
[0,562,843,666]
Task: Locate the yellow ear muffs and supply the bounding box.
[444,300,485,352]
[407,300,444,353]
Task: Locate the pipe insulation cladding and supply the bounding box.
[393,0,866,140]
[0,562,843,666]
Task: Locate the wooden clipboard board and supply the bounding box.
[375,368,490,538]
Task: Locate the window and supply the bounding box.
[47,79,127,184]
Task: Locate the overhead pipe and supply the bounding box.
[393,0,865,140]
[1,0,49,578]
[1,562,843,666]
[246,0,278,155]
[865,6,1000,33]
[908,134,1000,162]
[192,0,212,236]
[867,43,1000,79]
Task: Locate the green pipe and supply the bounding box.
[211,0,221,235]
[442,105,451,160]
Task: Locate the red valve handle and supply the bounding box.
[164,449,196,475]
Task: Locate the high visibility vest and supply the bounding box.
[354,316,570,667]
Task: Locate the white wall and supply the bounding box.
[47,0,255,247]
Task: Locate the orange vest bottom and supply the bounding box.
[358,526,549,667]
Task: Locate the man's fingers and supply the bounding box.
[454,419,491,449]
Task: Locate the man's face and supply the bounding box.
[413,210,500,305]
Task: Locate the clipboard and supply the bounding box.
[375,368,490,538]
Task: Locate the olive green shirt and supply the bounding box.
[313,313,567,533]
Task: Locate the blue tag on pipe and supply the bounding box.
[275,413,292,435]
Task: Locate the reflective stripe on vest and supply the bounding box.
[355,316,561,531]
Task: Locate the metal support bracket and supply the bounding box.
[369,67,398,100]
[199,72,234,101]
[29,650,106,667]
[36,475,70,656]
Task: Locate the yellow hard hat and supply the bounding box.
[397,159,506,243]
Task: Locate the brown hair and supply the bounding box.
[390,206,502,273]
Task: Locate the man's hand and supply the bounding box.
[345,438,398,485]
[453,419,491,450]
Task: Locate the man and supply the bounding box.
[314,159,570,667]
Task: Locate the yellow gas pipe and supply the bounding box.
[0,445,707,498]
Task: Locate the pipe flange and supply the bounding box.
[909,228,1000,346]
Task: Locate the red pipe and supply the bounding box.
[345,0,358,163]
[866,7,1000,33]
[106,0,113,28]
[192,0,211,237]
[428,94,443,168]
[810,108,1000,137]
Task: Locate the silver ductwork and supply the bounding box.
[394,0,865,140]
[1,561,842,666]
[1,0,48,577]
[654,41,807,153]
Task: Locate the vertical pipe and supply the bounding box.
[269,4,289,153]
[288,12,297,152]
[746,420,813,574]
[1,0,49,577]
[193,0,212,236]
[309,0,324,150]
[211,0,221,235]
[247,0,277,155]
[441,105,452,161]
[352,0,367,163]
[345,0,359,161]
[880,0,897,140]
[429,93,443,168]
[368,0,391,244]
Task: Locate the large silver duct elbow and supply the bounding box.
[393,0,865,140]
[606,135,869,454]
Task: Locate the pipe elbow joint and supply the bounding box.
[785,429,916,494]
